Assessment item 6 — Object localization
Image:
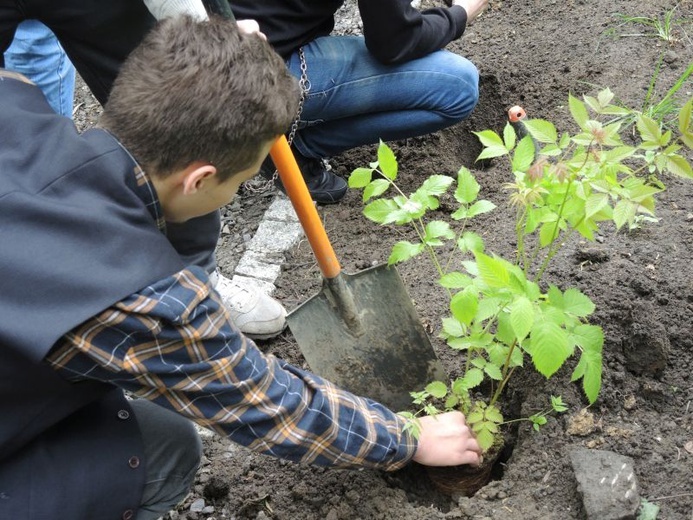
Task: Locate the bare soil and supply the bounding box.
[75,1,693,518]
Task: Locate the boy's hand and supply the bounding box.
[237,19,266,40]
[452,0,489,22]
[411,411,483,467]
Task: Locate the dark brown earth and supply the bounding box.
[74,1,693,518]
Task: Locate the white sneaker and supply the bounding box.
[210,271,287,339]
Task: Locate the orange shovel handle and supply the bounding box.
[269,136,341,279]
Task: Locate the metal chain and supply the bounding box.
[243,48,310,193]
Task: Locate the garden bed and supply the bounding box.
[77,0,692,518]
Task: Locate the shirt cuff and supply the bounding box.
[143,0,209,21]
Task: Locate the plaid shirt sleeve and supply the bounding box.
[46,267,417,471]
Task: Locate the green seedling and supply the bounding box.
[350,90,693,451]
[608,7,689,45]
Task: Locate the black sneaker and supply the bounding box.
[259,151,348,204]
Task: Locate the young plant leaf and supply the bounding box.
[484,363,503,381]
[455,168,481,203]
[510,296,534,342]
[529,321,571,378]
[376,141,398,180]
[421,174,455,196]
[503,122,517,150]
[362,178,390,201]
[462,368,484,389]
[425,220,455,241]
[585,193,610,219]
[664,154,693,178]
[388,241,425,265]
[457,231,485,254]
[450,287,479,326]
[562,288,596,317]
[363,198,399,224]
[571,346,603,404]
[425,381,448,399]
[569,94,590,129]
[523,119,558,144]
[466,199,497,218]
[439,272,474,289]
[636,115,663,145]
[474,251,510,288]
[474,129,509,160]
[348,167,374,188]
[512,135,536,172]
[441,316,465,337]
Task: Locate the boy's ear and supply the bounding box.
[181,162,218,195]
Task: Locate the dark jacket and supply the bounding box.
[229,0,468,63]
[0,72,184,519]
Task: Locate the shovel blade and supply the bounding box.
[287,264,447,411]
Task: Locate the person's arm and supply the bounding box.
[142,1,264,39]
[46,267,416,471]
[358,0,487,64]
[47,266,480,468]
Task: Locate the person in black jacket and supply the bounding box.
[230,0,489,203]
[0,0,293,340]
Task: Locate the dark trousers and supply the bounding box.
[130,399,203,520]
[0,0,220,271]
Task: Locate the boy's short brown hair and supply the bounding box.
[100,15,299,180]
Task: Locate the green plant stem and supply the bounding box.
[489,338,518,407]
[501,414,547,426]
[444,220,468,274]
[490,366,517,407]
[533,140,596,282]
[515,206,529,272]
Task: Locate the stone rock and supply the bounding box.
[570,448,639,520]
[189,498,206,513]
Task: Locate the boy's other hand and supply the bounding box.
[452,0,489,22]
[237,19,266,40]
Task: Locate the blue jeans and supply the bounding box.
[287,35,479,159]
[4,20,75,117]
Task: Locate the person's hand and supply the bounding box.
[452,0,489,23]
[411,411,483,467]
[236,19,266,40]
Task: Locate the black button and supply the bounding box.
[117,410,130,420]
[122,510,134,520]
[128,456,140,469]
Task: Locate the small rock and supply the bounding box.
[684,440,693,454]
[570,448,640,520]
[189,498,206,513]
[685,213,693,222]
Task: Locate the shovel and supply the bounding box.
[269,137,447,410]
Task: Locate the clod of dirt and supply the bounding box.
[575,246,610,264]
[621,303,670,377]
[566,409,597,437]
[203,475,230,501]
